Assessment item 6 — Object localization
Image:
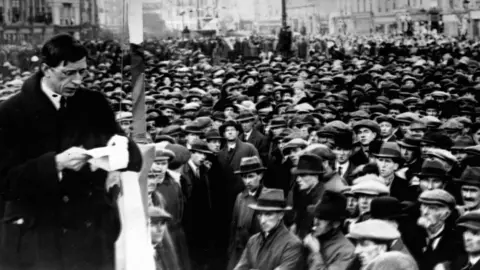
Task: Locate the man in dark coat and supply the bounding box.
[180,139,215,270]
[234,188,304,270]
[452,210,480,270]
[0,34,142,270]
[217,120,259,226]
[227,156,265,270]
[237,111,269,165]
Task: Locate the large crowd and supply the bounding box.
[3,30,480,270]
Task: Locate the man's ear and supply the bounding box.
[41,63,50,75]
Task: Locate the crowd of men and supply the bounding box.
[4,31,480,270]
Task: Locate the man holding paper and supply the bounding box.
[0,34,142,270]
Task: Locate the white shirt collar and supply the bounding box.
[244,130,253,140]
[336,161,350,175]
[188,160,198,174]
[470,255,480,266]
[41,78,61,110]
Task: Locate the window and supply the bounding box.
[12,0,20,23]
[61,3,73,25]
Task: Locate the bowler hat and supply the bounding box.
[248,188,292,211]
[291,153,325,175]
[455,166,480,188]
[370,196,408,220]
[189,139,213,155]
[308,190,348,220]
[219,120,243,135]
[235,156,266,175]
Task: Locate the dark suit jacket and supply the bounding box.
[418,226,465,270]
[0,71,142,270]
[239,129,269,165]
[180,163,214,252]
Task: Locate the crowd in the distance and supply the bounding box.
[3,31,480,270]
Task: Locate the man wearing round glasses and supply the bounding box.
[0,34,142,269]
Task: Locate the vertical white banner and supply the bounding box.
[128,0,144,44]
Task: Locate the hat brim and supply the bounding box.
[397,141,419,149]
[234,167,266,175]
[237,117,256,123]
[248,204,292,211]
[190,148,213,155]
[291,168,324,175]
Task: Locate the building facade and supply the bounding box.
[1,0,98,45]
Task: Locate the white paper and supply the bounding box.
[85,135,130,172]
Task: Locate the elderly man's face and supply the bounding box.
[354,239,387,267]
[461,185,480,210]
[43,58,88,97]
[418,203,450,230]
[257,211,284,233]
[463,228,480,255]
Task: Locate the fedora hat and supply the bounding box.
[415,159,449,179]
[236,111,256,123]
[455,166,480,188]
[183,123,204,134]
[248,188,292,212]
[189,139,213,155]
[370,196,408,220]
[219,120,243,135]
[291,153,325,176]
[374,142,402,161]
[308,190,349,220]
[235,156,266,175]
[204,128,224,141]
[397,135,421,149]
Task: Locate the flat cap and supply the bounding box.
[351,178,389,196]
[426,148,457,165]
[353,119,381,134]
[347,219,400,241]
[418,189,456,209]
[304,143,336,161]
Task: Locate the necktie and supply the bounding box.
[338,166,343,176]
[59,97,67,112]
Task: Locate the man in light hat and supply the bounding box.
[234,188,304,270]
[116,111,133,136]
[227,156,265,270]
[350,175,390,224]
[303,191,356,270]
[347,219,404,268]
[149,206,182,270]
[417,189,462,270]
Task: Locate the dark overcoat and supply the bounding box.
[0,72,142,270]
[239,129,269,166]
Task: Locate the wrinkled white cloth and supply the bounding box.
[89,135,129,172]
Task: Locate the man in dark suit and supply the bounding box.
[180,139,215,270]
[0,34,142,270]
[237,111,269,165]
[217,120,259,241]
